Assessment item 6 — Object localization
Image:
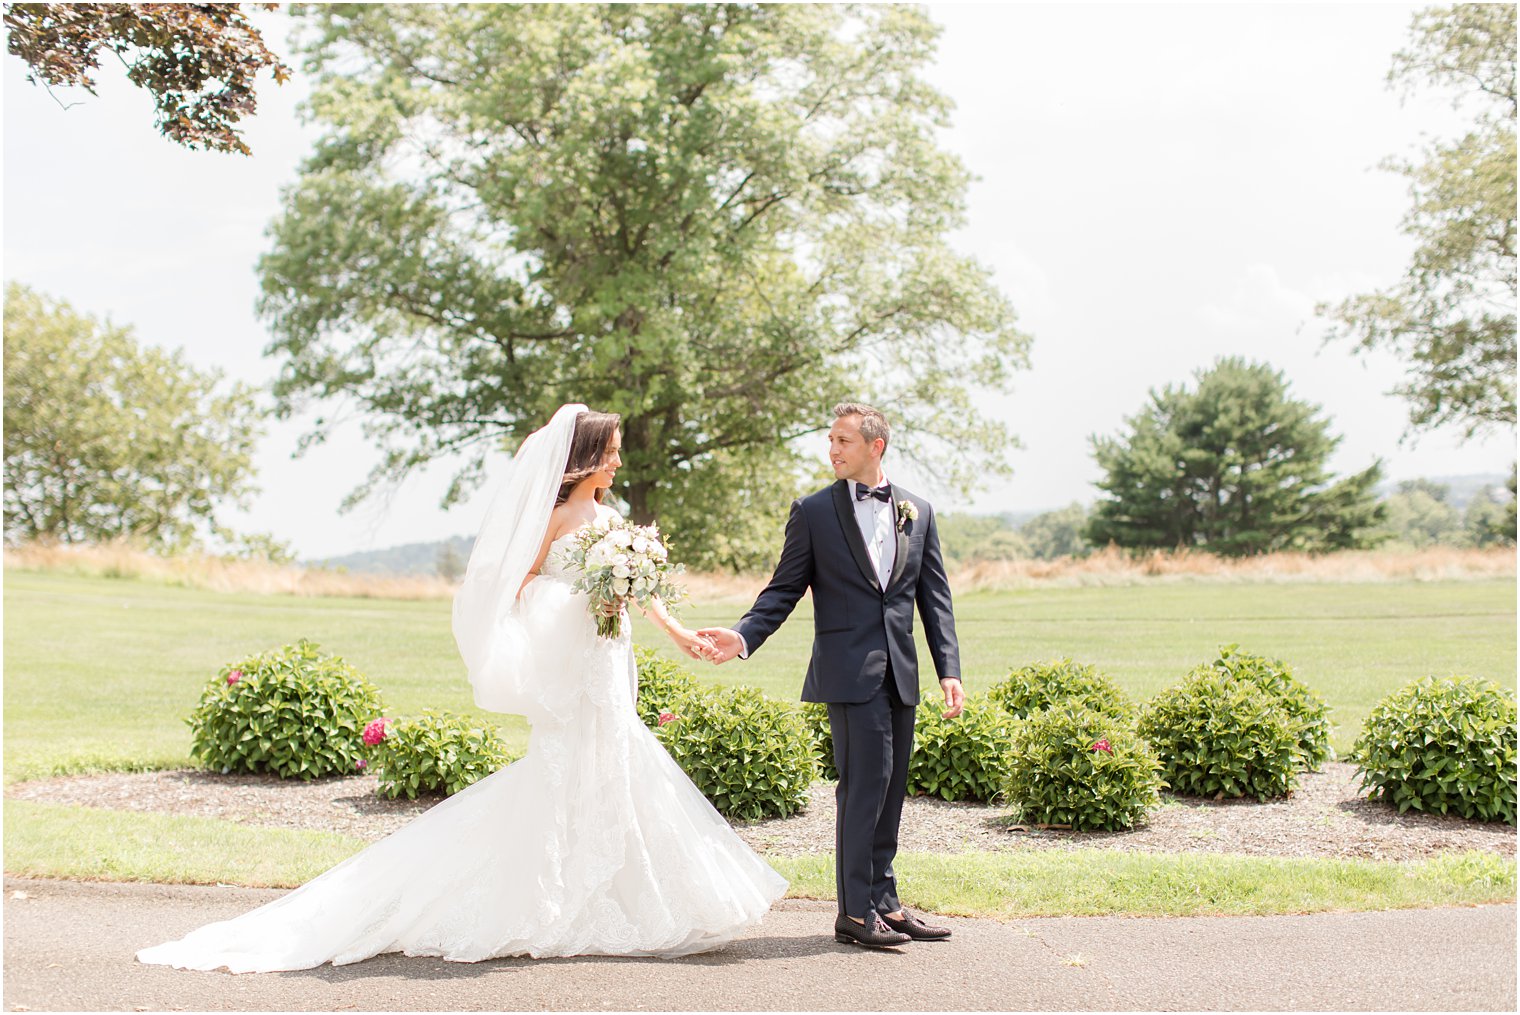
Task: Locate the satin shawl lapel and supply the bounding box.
[885,490,910,592]
[830,480,882,589]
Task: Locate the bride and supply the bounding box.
[137,404,787,972]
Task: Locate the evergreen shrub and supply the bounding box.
[1349,675,1516,824]
[188,639,382,779]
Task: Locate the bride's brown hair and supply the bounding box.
[555,410,621,505]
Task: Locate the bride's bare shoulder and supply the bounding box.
[593,503,623,524]
[544,502,582,541]
[544,501,610,542]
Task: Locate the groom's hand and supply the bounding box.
[940,677,965,719]
[696,627,743,664]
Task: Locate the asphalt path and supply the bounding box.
[3,877,1515,1011]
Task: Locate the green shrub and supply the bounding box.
[906,695,1018,802]
[633,646,707,730]
[1206,644,1332,770]
[1349,675,1517,824]
[988,658,1136,722]
[656,685,816,820]
[371,710,517,799]
[1004,705,1164,831]
[1138,669,1300,801]
[800,701,838,781]
[188,640,383,779]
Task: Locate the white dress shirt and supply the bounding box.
[853,478,896,589]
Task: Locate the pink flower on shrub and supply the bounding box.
[355,758,367,771]
[363,718,391,746]
[226,669,242,685]
[1090,738,1113,755]
[658,711,678,726]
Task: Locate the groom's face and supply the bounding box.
[827,414,884,483]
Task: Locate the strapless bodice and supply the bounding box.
[539,531,584,582]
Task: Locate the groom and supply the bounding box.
[700,402,963,949]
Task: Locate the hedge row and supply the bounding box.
[188,641,1516,826]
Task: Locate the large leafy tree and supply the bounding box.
[256,4,1028,569]
[3,283,262,549]
[4,2,290,155]
[1318,4,1516,436]
[1086,358,1385,556]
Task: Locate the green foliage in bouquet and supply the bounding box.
[557,518,685,638]
[906,695,1018,802]
[987,658,1136,721]
[1138,668,1301,801]
[633,646,708,731]
[656,686,816,820]
[1349,675,1517,824]
[187,639,382,779]
[372,710,517,799]
[800,701,838,782]
[1004,705,1164,831]
[1206,644,1333,770]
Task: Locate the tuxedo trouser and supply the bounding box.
[827,667,916,919]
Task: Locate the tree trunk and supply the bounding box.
[620,411,656,526]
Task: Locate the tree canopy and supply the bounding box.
[1086,358,1385,556]
[3,2,289,155]
[1318,4,1516,437]
[3,283,263,549]
[256,3,1028,569]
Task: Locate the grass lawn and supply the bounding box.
[4,570,1514,779]
[7,799,1512,917]
[4,569,1514,916]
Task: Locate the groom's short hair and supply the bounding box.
[833,401,890,453]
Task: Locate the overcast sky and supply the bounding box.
[4,3,1515,560]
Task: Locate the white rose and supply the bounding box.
[612,563,632,579]
[633,577,650,594]
[613,578,631,596]
[632,536,650,554]
[612,529,634,547]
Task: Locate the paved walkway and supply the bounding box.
[3,877,1514,1011]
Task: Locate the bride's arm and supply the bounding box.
[640,597,711,661]
[517,524,561,599]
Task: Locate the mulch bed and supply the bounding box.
[8,762,1513,863]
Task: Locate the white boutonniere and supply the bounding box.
[896,499,918,531]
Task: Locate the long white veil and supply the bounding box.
[452,403,586,717]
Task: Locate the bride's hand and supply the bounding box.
[668,626,714,662]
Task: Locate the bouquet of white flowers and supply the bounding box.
[553,517,687,638]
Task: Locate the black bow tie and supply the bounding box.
[855,483,891,503]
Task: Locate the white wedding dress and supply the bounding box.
[137,532,787,972]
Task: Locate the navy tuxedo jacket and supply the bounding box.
[733,479,960,705]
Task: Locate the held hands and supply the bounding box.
[668,625,716,662]
[695,627,744,664]
[940,677,965,719]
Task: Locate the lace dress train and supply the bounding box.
[136,541,786,972]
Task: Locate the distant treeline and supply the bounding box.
[308,474,1513,578]
[938,475,1514,566]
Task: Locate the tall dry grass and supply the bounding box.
[3,542,457,600]
[5,540,1513,602]
[952,544,1517,592]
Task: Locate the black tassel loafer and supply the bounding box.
[880,909,952,940]
[834,913,912,948]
